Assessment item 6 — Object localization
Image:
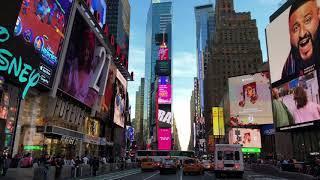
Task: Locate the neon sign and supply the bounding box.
[0,26,40,99]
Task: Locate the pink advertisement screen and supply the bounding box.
[158,128,171,150]
[158,47,169,60]
[158,76,172,104]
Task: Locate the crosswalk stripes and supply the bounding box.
[246,175,288,180]
[80,169,141,180]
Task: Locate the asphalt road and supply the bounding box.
[82,168,289,180]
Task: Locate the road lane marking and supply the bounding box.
[105,171,141,180]
[204,172,213,176]
[143,171,160,180]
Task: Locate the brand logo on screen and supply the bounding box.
[158,110,172,124]
[159,136,170,141]
[0,26,40,99]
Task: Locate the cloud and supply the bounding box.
[173,51,197,78]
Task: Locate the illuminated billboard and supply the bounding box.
[212,107,225,136]
[229,128,261,148]
[15,0,74,87]
[101,62,117,116]
[267,0,320,84]
[266,0,320,129]
[156,61,171,76]
[158,104,172,128]
[158,128,171,150]
[272,70,320,128]
[158,43,169,61]
[89,0,107,28]
[158,76,172,104]
[59,11,100,107]
[113,70,127,128]
[228,72,273,126]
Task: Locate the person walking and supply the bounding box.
[54,156,64,180]
[92,157,99,176]
[2,154,11,176]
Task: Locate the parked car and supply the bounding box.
[183,158,203,175]
[160,158,178,174]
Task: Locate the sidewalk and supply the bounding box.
[248,163,315,180]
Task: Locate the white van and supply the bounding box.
[214,144,244,178]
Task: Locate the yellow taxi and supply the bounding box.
[183,158,204,175]
[141,158,156,171]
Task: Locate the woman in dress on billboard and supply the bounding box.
[293,86,320,123]
[61,30,98,107]
[293,86,320,124]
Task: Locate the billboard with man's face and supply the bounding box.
[267,0,320,129]
[228,72,273,126]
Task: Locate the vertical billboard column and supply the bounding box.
[212,107,225,136]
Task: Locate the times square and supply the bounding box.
[0,0,320,180]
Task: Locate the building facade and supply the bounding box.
[134,78,145,149]
[204,0,262,137]
[1,1,131,160]
[144,0,172,149]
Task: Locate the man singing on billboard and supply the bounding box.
[282,0,320,79]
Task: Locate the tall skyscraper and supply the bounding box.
[204,0,262,134]
[144,0,172,149]
[194,4,215,119]
[189,90,195,151]
[134,78,145,149]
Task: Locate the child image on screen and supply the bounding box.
[293,86,320,124]
[114,84,125,127]
[238,82,258,107]
[242,132,251,146]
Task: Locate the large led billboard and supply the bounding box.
[158,104,172,128]
[158,76,172,104]
[89,0,107,28]
[156,61,171,76]
[59,11,99,107]
[101,62,117,116]
[267,0,320,129]
[229,128,261,148]
[158,128,171,150]
[212,107,225,136]
[272,70,320,128]
[15,0,74,87]
[228,72,273,126]
[158,44,169,61]
[113,70,127,128]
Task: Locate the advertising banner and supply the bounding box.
[156,61,171,76]
[158,128,171,150]
[212,107,225,136]
[101,62,117,116]
[158,44,169,61]
[229,128,262,148]
[59,11,100,108]
[158,104,172,128]
[126,126,134,142]
[158,76,172,104]
[272,70,319,128]
[15,0,74,87]
[89,0,107,28]
[228,72,273,126]
[267,0,320,129]
[261,124,275,136]
[113,70,127,128]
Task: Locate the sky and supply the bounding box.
[127,0,283,151]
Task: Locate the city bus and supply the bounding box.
[136,150,195,162]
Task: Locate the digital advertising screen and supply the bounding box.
[272,70,320,128]
[100,62,117,117]
[156,61,171,76]
[155,33,168,45]
[158,76,172,104]
[89,0,107,28]
[158,44,169,61]
[15,0,74,87]
[229,128,261,148]
[158,128,171,150]
[113,70,127,128]
[212,107,225,136]
[158,104,172,128]
[228,72,273,126]
[267,0,320,129]
[59,11,99,107]
[267,0,320,84]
